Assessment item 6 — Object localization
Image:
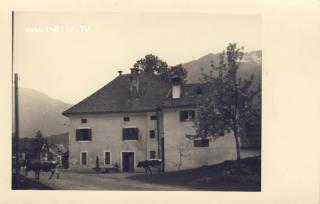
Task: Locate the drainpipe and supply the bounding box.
[156,107,161,160]
[156,107,165,172]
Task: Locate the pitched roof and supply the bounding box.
[63,73,210,116]
[160,83,211,108]
[63,73,172,115]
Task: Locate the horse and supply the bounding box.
[137,159,162,174]
[23,159,59,180]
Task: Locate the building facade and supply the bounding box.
[63,68,259,172]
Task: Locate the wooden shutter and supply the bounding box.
[76,129,82,141]
[87,129,92,140]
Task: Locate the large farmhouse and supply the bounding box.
[63,68,259,172]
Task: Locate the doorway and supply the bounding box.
[122,152,134,172]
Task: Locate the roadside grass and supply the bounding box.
[128,156,261,191]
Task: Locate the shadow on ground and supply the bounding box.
[128,156,261,191]
[12,173,53,190]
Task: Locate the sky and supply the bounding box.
[14,12,261,104]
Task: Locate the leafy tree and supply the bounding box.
[167,64,188,83]
[194,43,261,160]
[134,54,169,75]
[133,54,188,82]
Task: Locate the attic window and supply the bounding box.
[81,118,87,123]
[123,117,130,122]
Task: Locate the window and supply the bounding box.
[81,118,87,123]
[149,130,156,138]
[194,138,209,147]
[196,86,203,94]
[104,151,111,165]
[122,128,139,140]
[123,117,130,122]
[150,151,156,159]
[76,128,92,141]
[180,110,195,122]
[80,151,88,165]
[150,115,157,120]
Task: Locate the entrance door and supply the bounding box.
[122,152,134,172]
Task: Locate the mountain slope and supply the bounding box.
[183,50,262,86]
[14,87,72,138]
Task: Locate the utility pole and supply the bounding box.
[14,73,20,175]
[12,11,20,175]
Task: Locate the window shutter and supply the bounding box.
[122,128,127,140]
[76,129,81,141]
[134,128,139,139]
[88,129,92,140]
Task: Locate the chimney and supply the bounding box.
[171,73,182,99]
[130,67,139,97]
[118,70,123,76]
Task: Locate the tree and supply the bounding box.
[194,43,261,160]
[133,54,169,75]
[166,64,188,83]
[133,54,188,83]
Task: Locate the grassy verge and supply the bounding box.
[129,156,261,191]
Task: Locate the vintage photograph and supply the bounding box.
[12,12,261,191]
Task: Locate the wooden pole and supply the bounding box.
[12,11,20,175]
[14,74,19,175]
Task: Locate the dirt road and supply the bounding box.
[24,170,194,190]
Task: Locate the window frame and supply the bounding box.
[149,130,156,139]
[104,151,112,165]
[193,138,210,147]
[180,110,196,122]
[75,128,92,142]
[149,150,156,159]
[122,127,139,141]
[150,115,157,120]
[80,151,88,165]
[81,118,87,123]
